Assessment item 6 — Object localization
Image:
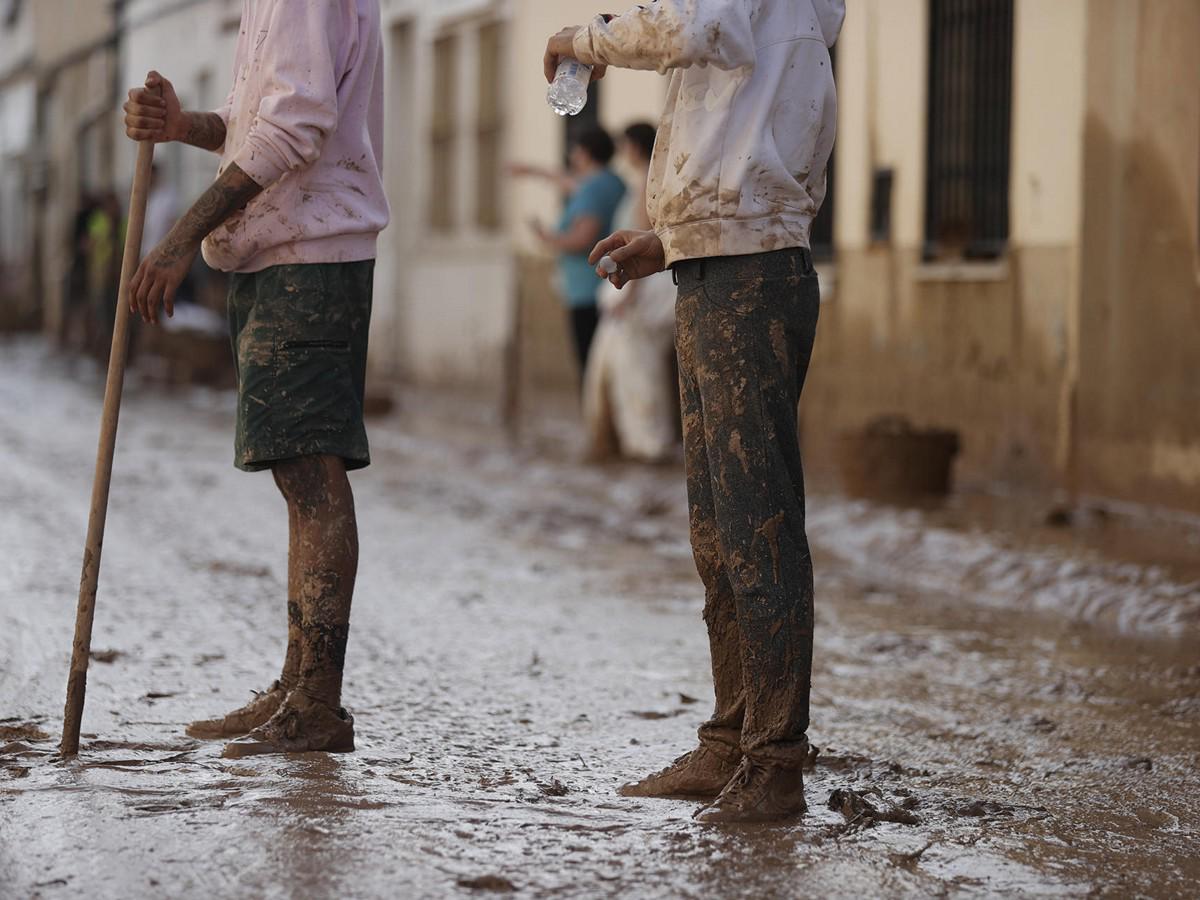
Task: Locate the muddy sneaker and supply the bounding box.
[220,692,354,758]
[693,759,806,824]
[618,745,740,799]
[185,681,287,740]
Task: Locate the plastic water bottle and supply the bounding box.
[547,58,592,116]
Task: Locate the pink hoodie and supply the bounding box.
[201,0,389,274]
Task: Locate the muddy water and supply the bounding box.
[1,339,1198,898]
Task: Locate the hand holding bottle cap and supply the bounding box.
[598,256,619,276]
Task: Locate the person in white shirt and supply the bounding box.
[546,0,844,823]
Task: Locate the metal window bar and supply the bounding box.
[430,34,458,232]
[923,0,1013,261]
[476,22,504,231]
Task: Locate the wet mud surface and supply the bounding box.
[2,339,1198,898]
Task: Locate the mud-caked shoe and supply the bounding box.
[220,692,354,758]
[185,681,287,740]
[618,745,740,799]
[693,759,806,824]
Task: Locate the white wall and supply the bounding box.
[374,0,668,386]
[118,0,240,205]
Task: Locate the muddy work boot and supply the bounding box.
[185,681,287,740]
[221,692,354,758]
[619,746,740,799]
[693,759,806,824]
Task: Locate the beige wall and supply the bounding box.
[1076,0,1200,507]
[31,0,112,70]
[807,0,1200,512]
[806,0,1087,492]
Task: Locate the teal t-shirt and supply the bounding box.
[557,169,626,308]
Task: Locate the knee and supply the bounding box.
[272,455,336,515]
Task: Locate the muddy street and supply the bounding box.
[1,338,1198,899]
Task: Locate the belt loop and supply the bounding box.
[697,259,706,281]
[671,266,678,286]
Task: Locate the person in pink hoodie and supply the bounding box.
[122,0,389,758]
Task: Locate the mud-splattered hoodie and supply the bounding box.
[572,0,844,266]
[202,0,389,274]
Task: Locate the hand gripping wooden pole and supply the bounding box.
[61,119,158,756]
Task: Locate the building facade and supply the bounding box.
[0,0,118,334]
[805,0,1200,511]
[117,0,241,206]
[4,0,1197,511]
[371,0,667,397]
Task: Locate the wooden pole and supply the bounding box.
[61,129,158,757]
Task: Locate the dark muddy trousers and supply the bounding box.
[674,247,819,767]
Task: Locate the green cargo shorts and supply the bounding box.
[227,261,374,472]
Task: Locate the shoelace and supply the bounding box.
[261,703,302,740]
[718,762,766,807]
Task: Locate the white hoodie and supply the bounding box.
[572,0,844,266]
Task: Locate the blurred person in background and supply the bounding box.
[547,0,844,823]
[61,193,100,353]
[509,126,626,376]
[582,122,678,463]
[85,191,123,362]
[120,0,389,758]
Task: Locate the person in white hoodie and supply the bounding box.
[546,0,844,823]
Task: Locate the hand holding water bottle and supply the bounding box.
[544,26,608,116]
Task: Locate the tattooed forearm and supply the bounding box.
[154,163,263,265]
[180,111,227,152]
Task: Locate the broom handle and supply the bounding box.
[61,126,158,757]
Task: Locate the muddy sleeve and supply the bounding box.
[230,1,348,188]
[572,0,759,74]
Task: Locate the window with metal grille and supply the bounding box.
[923,0,1013,261]
[475,22,504,231]
[429,34,458,232]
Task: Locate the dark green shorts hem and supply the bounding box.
[235,448,372,474]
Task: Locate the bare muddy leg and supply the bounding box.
[280,502,302,691]
[220,454,358,758]
[271,453,358,710]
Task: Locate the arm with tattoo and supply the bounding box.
[178,111,228,152]
[167,162,262,249]
[129,163,263,323]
